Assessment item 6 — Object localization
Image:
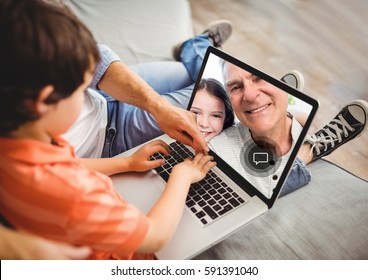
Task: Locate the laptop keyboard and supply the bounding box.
[150,141,246,225]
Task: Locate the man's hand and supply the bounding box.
[152,102,209,153]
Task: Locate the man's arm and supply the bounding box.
[93,45,208,153]
[0,227,91,260]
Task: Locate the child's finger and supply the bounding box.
[145,158,166,169]
[155,140,171,154]
[202,160,216,173]
[192,152,205,164]
[147,141,171,156]
[198,155,214,167]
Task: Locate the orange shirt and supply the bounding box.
[0,136,151,259]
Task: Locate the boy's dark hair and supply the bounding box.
[0,0,100,135]
[197,78,235,129]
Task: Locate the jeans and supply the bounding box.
[279,157,312,197]
[100,35,311,196]
[179,34,210,82]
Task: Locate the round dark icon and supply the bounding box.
[240,137,282,177]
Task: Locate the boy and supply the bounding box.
[0,0,215,259]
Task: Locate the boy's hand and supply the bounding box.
[128,140,170,172]
[172,152,216,184]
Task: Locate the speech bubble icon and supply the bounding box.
[253,152,268,165]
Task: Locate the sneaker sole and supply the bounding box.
[281,70,305,91]
[203,19,233,33]
[347,99,368,138]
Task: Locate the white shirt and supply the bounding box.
[63,89,107,158]
[63,44,120,158]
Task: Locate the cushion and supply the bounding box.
[194,159,368,259]
[64,0,193,65]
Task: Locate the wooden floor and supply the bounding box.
[189,0,368,180]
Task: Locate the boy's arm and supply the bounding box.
[80,157,132,176]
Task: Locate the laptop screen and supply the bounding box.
[187,47,318,207]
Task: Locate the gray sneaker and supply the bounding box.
[202,19,233,48]
[305,99,368,161]
[173,20,233,61]
[280,70,305,91]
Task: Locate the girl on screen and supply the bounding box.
[190,78,235,142]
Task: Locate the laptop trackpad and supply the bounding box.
[112,170,163,214]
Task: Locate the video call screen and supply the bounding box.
[189,51,315,200]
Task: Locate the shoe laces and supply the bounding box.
[208,31,222,48]
[307,114,355,155]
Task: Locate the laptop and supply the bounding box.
[111,47,319,259]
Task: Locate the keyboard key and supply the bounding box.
[186,200,195,207]
[155,166,164,173]
[229,198,240,207]
[202,194,211,201]
[219,199,227,206]
[208,178,216,184]
[208,189,216,196]
[188,190,196,197]
[163,163,171,170]
[208,199,216,206]
[160,172,169,182]
[218,204,233,216]
[223,193,231,199]
[203,206,219,220]
[192,184,201,191]
[196,211,206,219]
[198,200,206,207]
[197,189,206,195]
[218,188,226,194]
[213,204,221,211]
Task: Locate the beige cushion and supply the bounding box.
[195,160,368,259]
[64,0,193,65]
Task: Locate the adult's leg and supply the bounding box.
[129,32,215,92]
[179,34,212,82]
[303,99,368,162]
[281,99,368,197]
[279,158,311,197]
[175,20,233,81]
[130,61,194,94]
